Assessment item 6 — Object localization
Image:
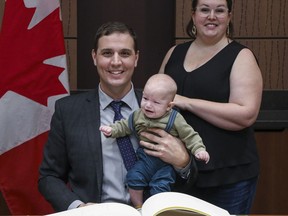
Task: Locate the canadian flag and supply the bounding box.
[0,0,69,214]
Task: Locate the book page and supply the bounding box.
[141,192,230,216]
[47,203,140,216]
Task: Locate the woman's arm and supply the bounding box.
[159,46,176,74]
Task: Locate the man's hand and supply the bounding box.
[139,128,190,169]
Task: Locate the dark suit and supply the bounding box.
[38,88,197,212]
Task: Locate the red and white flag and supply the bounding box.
[0,0,69,214]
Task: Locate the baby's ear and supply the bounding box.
[167,102,175,111]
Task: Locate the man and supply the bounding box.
[38,21,197,212]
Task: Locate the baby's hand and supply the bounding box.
[99,126,113,137]
[195,151,210,164]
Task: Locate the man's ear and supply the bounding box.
[91,49,97,66]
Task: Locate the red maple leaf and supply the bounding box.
[0,0,67,106]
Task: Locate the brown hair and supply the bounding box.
[93,21,138,52]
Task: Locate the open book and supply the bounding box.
[48,192,231,216]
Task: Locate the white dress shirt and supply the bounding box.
[99,84,140,204]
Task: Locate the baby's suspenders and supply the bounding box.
[165,109,178,132]
[128,109,178,134]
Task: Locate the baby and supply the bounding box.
[100,74,210,209]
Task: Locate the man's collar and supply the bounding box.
[98,83,135,109]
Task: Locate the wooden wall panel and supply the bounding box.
[233,0,288,37]
[60,0,77,38]
[61,0,77,91]
[175,0,191,38]
[65,39,77,91]
[254,129,288,214]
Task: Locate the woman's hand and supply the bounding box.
[139,128,190,169]
[171,94,189,111]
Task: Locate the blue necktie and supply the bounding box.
[110,101,137,170]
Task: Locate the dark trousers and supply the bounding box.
[189,176,258,215]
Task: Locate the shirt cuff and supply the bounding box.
[68,200,84,210]
[174,158,191,179]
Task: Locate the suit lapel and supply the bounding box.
[84,89,103,198]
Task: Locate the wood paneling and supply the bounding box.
[232,0,288,37]
[175,0,192,38]
[61,0,77,90]
[65,39,77,90]
[253,129,288,214]
[60,0,77,38]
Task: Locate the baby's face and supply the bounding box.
[141,88,171,119]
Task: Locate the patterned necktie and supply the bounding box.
[110,101,137,170]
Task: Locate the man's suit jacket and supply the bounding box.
[38,88,197,212]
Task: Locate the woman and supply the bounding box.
[159,0,263,214]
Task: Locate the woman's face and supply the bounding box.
[192,0,231,40]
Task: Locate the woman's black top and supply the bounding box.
[164,40,259,187]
